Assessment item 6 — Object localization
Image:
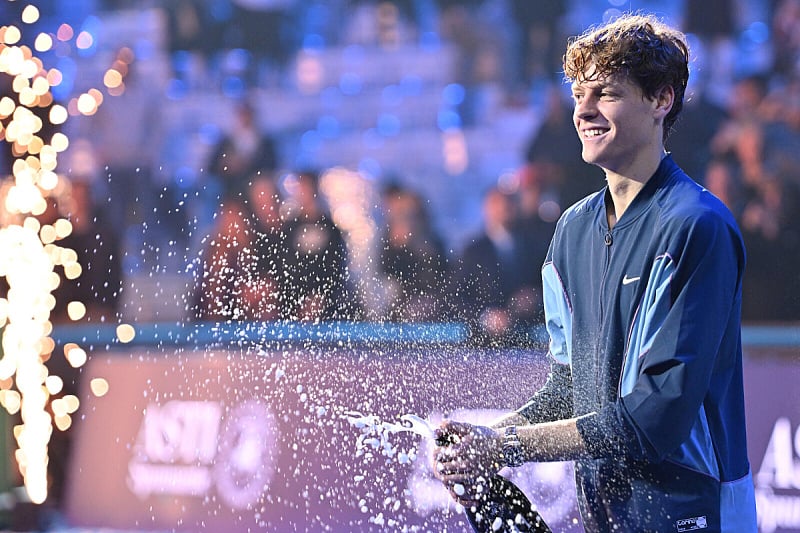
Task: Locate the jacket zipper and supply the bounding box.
[596,229,613,405]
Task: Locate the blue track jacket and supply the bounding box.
[517,155,757,532]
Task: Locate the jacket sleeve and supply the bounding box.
[576,210,745,461]
[516,260,575,423]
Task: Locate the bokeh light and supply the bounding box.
[0,8,122,505]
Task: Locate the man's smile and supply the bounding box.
[581,127,610,139]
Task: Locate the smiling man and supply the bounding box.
[434,13,758,533]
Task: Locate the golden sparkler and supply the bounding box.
[0,6,128,504]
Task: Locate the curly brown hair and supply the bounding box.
[563,13,690,140]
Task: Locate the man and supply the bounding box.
[434,13,758,533]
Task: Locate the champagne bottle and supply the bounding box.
[462,473,552,533]
[435,433,552,533]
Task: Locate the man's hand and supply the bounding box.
[432,420,504,506]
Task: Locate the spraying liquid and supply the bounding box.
[346,412,552,533]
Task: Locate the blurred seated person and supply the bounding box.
[280,169,360,321]
[452,185,541,345]
[194,172,294,321]
[239,173,287,320]
[377,182,449,322]
[48,179,122,324]
[193,194,260,320]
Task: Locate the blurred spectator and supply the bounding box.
[703,157,744,215]
[667,79,728,180]
[740,172,800,321]
[45,180,123,324]
[207,100,280,199]
[770,0,800,79]
[239,173,287,320]
[162,0,214,88]
[709,76,771,192]
[193,195,256,320]
[452,185,541,345]
[344,0,423,47]
[508,0,568,93]
[759,76,800,192]
[523,82,601,207]
[704,71,800,321]
[377,182,449,322]
[281,170,359,320]
[513,165,558,274]
[87,55,164,263]
[682,0,739,107]
[760,73,800,132]
[193,173,291,322]
[229,0,298,87]
[437,1,504,126]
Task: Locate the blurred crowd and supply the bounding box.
[188,163,557,347]
[165,0,800,333]
[3,0,800,349]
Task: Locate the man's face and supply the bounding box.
[571,71,661,175]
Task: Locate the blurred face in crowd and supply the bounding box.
[249,176,282,229]
[385,190,423,245]
[482,189,516,230]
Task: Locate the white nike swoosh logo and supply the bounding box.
[622,275,640,285]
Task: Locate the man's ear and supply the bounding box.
[653,85,675,120]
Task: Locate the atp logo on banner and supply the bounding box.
[755,417,800,533]
[127,399,278,509]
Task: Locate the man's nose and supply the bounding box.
[574,97,597,119]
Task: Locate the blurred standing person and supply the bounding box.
[708,74,770,179]
[453,185,540,345]
[229,0,298,87]
[88,55,164,261]
[434,14,757,532]
[207,100,279,200]
[508,0,568,94]
[702,157,744,215]
[280,170,358,321]
[377,182,449,323]
[706,75,800,321]
[666,68,728,181]
[513,165,558,288]
[770,0,800,79]
[682,0,739,107]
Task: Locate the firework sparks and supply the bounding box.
[0,6,127,504]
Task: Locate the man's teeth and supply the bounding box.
[584,129,607,138]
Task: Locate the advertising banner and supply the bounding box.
[64,343,800,532]
[65,345,583,531]
[745,348,800,533]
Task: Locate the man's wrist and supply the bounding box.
[502,425,525,467]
